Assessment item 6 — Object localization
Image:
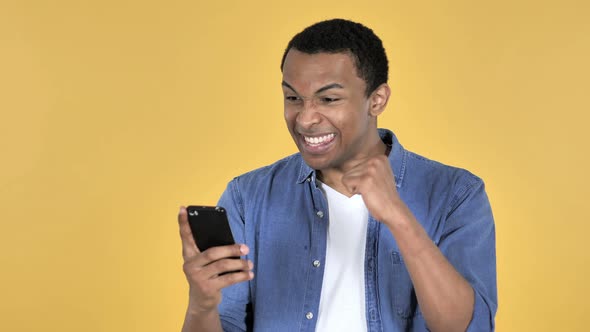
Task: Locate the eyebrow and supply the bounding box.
[281,81,344,95]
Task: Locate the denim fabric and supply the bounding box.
[217,129,497,332]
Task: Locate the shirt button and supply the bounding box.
[313,260,321,267]
[306,312,314,320]
[306,178,311,182]
[316,210,324,218]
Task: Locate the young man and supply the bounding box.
[178,19,497,332]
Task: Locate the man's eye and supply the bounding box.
[285,96,301,102]
[321,97,339,103]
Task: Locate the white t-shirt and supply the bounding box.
[315,182,368,332]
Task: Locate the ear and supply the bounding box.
[368,83,391,117]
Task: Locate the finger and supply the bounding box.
[201,258,253,279]
[178,206,200,259]
[342,170,363,195]
[211,270,255,290]
[341,179,358,195]
[197,244,249,266]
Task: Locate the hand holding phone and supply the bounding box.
[177,206,254,315]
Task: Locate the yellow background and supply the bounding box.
[1,0,588,331]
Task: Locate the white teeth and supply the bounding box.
[304,133,335,145]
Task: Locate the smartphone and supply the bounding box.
[186,205,236,252]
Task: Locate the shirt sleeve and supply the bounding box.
[438,175,498,331]
[217,178,253,332]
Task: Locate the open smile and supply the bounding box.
[299,133,336,154]
[303,133,335,145]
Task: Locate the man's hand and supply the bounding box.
[341,154,403,225]
[178,207,254,314]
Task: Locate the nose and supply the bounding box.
[296,99,321,128]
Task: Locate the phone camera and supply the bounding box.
[189,210,198,216]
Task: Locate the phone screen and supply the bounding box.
[186,206,236,252]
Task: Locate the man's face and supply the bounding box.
[282,49,377,172]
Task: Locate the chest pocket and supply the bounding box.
[390,251,419,319]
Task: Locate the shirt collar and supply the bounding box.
[296,128,406,188]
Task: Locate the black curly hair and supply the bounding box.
[280,18,389,97]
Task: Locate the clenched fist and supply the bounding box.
[341,155,409,227]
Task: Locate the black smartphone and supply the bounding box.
[186,205,236,252]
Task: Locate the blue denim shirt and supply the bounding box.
[217,129,497,332]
